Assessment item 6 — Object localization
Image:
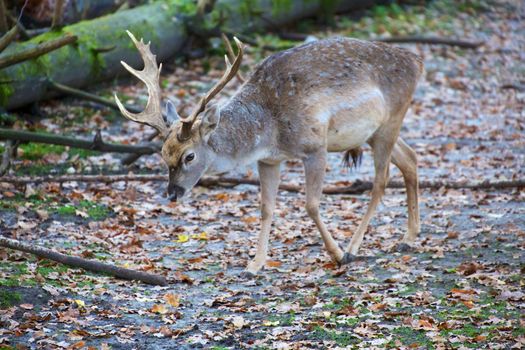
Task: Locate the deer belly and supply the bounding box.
[324,91,387,152]
[327,117,381,152]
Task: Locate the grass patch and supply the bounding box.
[311,325,356,346]
[56,200,111,220]
[55,200,111,220]
[391,326,434,349]
[0,289,22,308]
[18,143,65,161]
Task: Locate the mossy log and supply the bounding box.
[0,0,374,110]
[0,0,187,109]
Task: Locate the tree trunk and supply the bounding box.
[0,0,376,110]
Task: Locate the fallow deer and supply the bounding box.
[115,31,423,275]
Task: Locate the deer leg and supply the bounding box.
[343,133,395,261]
[304,152,345,263]
[244,161,281,275]
[391,138,420,248]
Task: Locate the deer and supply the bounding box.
[114,31,423,276]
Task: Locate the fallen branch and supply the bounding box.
[0,174,523,194]
[0,128,160,155]
[121,131,160,165]
[374,36,484,49]
[0,33,77,70]
[48,80,142,113]
[0,236,167,286]
[0,25,17,53]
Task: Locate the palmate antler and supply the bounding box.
[115,31,244,142]
[114,31,169,137]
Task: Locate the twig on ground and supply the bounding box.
[121,131,160,165]
[0,25,17,53]
[0,174,523,194]
[0,34,77,70]
[48,80,142,113]
[374,36,484,49]
[501,83,525,92]
[0,128,160,155]
[0,237,167,286]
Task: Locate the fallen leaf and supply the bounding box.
[164,293,180,308]
[151,304,169,314]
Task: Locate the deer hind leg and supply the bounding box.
[304,151,345,263]
[391,137,420,248]
[342,128,397,262]
[244,161,281,275]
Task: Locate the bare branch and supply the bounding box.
[0,237,167,286]
[48,80,142,113]
[0,128,160,155]
[0,25,17,53]
[0,33,77,70]
[1,174,523,194]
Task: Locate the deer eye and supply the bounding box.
[185,153,195,163]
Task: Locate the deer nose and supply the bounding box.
[168,184,185,202]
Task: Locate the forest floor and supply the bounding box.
[0,1,524,349]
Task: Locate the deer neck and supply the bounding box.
[206,92,273,174]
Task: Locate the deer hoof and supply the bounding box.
[397,242,413,252]
[240,270,257,279]
[340,252,358,265]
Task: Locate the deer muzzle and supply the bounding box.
[167,183,185,202]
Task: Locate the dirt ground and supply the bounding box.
[0,1,524,349]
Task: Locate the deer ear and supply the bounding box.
[199,104,221,139]
[164,99,180,126]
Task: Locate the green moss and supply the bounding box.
[391,326,434,349]
[19,143,66,160]
[56,200,111,220]
[272,0,293,16]
[311,325,356,346]
[0,289,22,308]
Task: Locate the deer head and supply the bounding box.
[114,31,244,201]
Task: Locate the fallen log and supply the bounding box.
[0,236,167,286]
[0,0,377,110]
[0,174,522,194]
[0,128,160,155]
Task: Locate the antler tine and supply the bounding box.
[177,36,244,141]
[184,37,244,123]
[114,31,168,137]
[222,33,246,83]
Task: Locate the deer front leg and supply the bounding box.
[244,161,280,275]
[304,152,345,263]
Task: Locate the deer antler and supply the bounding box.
[114,31,168,137]
[222,33,246,84]
[177,36,244,141]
